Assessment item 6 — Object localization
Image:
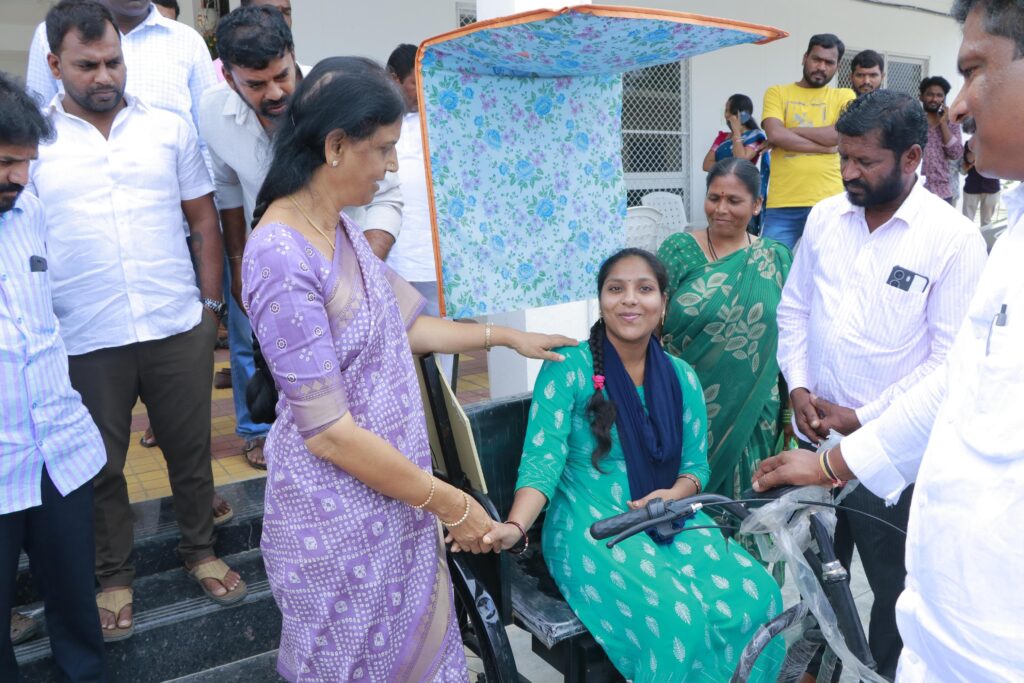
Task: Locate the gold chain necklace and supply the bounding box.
[288,195,336,253]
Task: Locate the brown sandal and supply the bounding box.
[138,426,158,448]
[96,588,134,642]
[243,437,267,471]
[212,493,234,526]
[188,559,247,606]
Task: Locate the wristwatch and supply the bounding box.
[201,298,227,320]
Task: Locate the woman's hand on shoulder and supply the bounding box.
[508,331,578,362]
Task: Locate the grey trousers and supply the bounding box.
[68,315,218,587]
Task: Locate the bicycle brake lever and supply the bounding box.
[605,504,698,548]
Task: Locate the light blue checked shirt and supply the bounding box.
[0,191,105,515]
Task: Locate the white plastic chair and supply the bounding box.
[625,206,667,254]
[640,191,689,234]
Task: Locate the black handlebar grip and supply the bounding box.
[590,502,659,540]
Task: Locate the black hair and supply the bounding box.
[153,0,180,19]
[216,5,293,72]
[952,0,1024,58]
[386,44,417,81]
[0,72,54,147]
[919,75,952,96]
[851,49,885,73]
[806,33,845,60]
[706,157,762,200]
[252,57,405,228]
[726,93,759,131]
[836,89,927,158]
[586,248,669,470]
[45,0,118,55]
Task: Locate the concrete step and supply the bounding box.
[164,649,282,682]
[15,478,267,606]
[15,547,280,683]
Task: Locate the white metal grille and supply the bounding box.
[456,2,476,27]
[837,49,929,97]
[622,60,691,209]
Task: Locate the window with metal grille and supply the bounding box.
[456,2,476,27]
[837,49,929,96]
[622,60,691,209]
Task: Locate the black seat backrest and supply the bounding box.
[464,394,532,520]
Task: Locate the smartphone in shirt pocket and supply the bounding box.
[886,265,929,294]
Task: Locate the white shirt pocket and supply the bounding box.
[857,283,928,349]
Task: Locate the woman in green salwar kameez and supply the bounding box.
[486,249,785,682]
[658,158,793,499]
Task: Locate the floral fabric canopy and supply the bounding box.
[417,5,786,317]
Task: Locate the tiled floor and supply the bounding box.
[124,348,492,503]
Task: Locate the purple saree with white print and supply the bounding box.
[241,213,467,682]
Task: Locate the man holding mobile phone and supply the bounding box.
[919,76,963,203]
[775,90,986,679]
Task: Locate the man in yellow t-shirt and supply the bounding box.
[762,34,856,249]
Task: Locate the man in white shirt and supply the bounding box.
[199,5,403,469]
[26,0,215,142]
[776,89,986,678]
[29,0,245,642]
[27,0,223,500]
[755,2,1024,678]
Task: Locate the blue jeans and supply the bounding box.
[762,206,813,250]
[225,260,269,440]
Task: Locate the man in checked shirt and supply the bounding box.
[0,72,107,682]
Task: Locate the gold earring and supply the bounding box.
[661,310,666,326]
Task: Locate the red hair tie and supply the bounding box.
[593,374,605,391]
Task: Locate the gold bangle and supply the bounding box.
[484,322,494,351]
[411,471,435,510]
[441,492,472,527]
[227,255,243,262]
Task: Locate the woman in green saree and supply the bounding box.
[658,158,792,498]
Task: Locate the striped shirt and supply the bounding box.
[777,181,987,438]
[0,192,105,515]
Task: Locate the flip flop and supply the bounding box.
[10,610,39,645]
[96,588,134,642]
[213,494,234,527]
[243,438,267,471]
[188,559,247,606]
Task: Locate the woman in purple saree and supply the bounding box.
[241,58,574,682]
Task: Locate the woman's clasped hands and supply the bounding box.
[446,515,524,554]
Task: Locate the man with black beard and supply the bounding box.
[919,76,963,203]
[29,0,245,642]
[775,90,986,680]
[761,34,856,249]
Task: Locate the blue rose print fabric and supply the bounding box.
[419,7,786,316]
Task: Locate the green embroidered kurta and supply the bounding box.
[515,343,784,682]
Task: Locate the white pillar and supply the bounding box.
[475,0,597,399]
